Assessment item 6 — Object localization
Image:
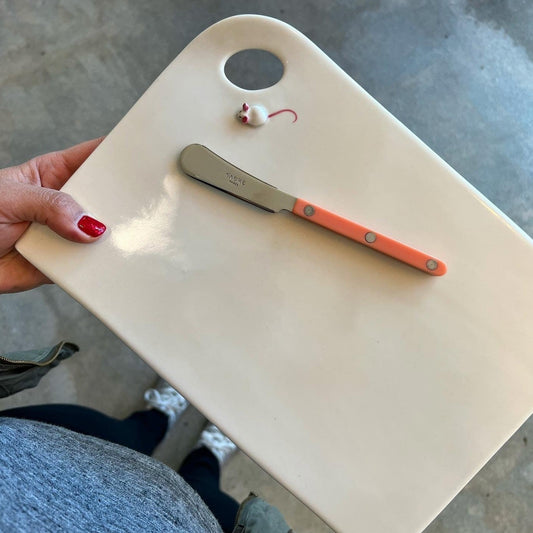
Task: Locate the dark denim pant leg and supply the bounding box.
[0,404,167,456]
[179,447,240,533]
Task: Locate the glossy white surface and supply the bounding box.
[16,15,533,533]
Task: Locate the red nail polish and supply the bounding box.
[78,215,106,237]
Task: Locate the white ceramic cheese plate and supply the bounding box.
[16,15,533,533]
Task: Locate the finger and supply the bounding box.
[0,250,50,293]
[60,136,105,175]
[5,183,106,242]
[35,136,105,190]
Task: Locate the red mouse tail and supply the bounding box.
[268,109,298,122]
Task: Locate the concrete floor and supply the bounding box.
[0,1,531,531]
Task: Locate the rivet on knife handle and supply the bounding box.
[292,199,446,276]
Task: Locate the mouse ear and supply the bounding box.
[242,116,248,123]
[242,103,249,111]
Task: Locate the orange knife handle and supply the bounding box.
[292,198,446,276]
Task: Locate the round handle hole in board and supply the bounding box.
[224,49,284,91]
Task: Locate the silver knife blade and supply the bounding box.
[179,144,296,213]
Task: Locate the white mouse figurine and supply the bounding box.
[237,103,297,127]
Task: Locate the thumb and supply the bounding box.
[10,183,106,242]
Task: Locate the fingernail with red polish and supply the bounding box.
[78,215,106,237]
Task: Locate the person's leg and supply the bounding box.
[2,383,240,531]
[179,446,239,533]
[0,404,167,456]
[0,379,190,456]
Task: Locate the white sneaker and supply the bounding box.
[144,378,189,426]
[197,424,238,465]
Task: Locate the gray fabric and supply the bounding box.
[0,417,222,533]
[233,493,293,533]
[0,342,78,398]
